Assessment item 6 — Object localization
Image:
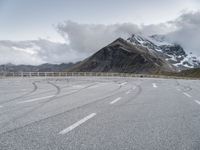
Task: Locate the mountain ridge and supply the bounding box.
[1,34,199,74]
[69,37,175,73]
[127,34,200,69]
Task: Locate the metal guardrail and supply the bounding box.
[0,72,195,80]
[0,72,146,77]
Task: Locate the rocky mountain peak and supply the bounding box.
[127,34,200,70]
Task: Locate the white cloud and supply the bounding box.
[56,21,174,56]
[57,21,141,54]
[12,45,39,55]
[57,11,200,58]
[166,11,200,55]
[0,44,44,65]
[0,11,200,65]
[0,39,81,65]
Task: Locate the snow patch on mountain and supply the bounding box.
[147,35,172,46]
[127,34,200,69]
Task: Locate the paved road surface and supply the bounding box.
[0,77,200,150]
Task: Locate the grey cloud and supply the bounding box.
[141,23,175,36]
[33,39,82,64]
[57,21,141,55]
[1,11,200,65]
[167,11,200,55]
[57,12,200,58]
[0,39,81,65]
[56,21,174,56]
[2,20,170,65]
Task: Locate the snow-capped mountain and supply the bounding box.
[127,34,200,70]
[69,38,175,73]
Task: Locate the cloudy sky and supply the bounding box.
[0,0,200,65]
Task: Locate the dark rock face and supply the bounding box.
[160,44,186,56]
[128,34,159,51]
[70,38,174,73]
[159,44,186,63]
[127,34,186,62]
[127,34,200,69]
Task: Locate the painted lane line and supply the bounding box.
[0,105,3,108]
[132,87,136,90]
[183,92,192,98]
[120,82,127,86]
[72,85,85,89]
[194,100,200,105]
[110,97,121,104]
[59,113,96,135]
[177,88,181,91]
[21,89,27,91]
[152,83,157,88]
[126,90,131,94]
[18,95,54,104]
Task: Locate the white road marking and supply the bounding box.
[194,100,200,105]
[110,97,121,104]
[126,91,131,94]
[18,95,54,104]
[21,89,27,91]
[59,113,96,135]
[120,82,127,86]
[87,84,103,89]
[152,83,157,88]
[0,105,3,108]
[132,87,136,90]
[177,88,181,91]
[88,86,99,89]
[72,85,85,89]
[183,92,192,98]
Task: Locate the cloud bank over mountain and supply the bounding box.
[0,11,200,65]
[167,11,200,54]
[56,21,172,54]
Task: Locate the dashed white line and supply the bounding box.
[120,82,127,86]
[72,85,85,89]
[176,88,181,91]
[152,83,157,88]
[183,92,192,98]
[59,113,96,135]
[0,105,3,108]
[132,87,136,90]
[126,90,131,94]
[18,95,54,104]
[194,100,200,105]
[110,97,121,104]
[88,85,99,89]
[20,89,26,91]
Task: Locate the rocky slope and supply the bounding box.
[127,34,200,70]
[69,38,175,73]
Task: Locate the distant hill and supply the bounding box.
[176,68,200,78]
[0,63,75,72]
[69,38,175,74]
